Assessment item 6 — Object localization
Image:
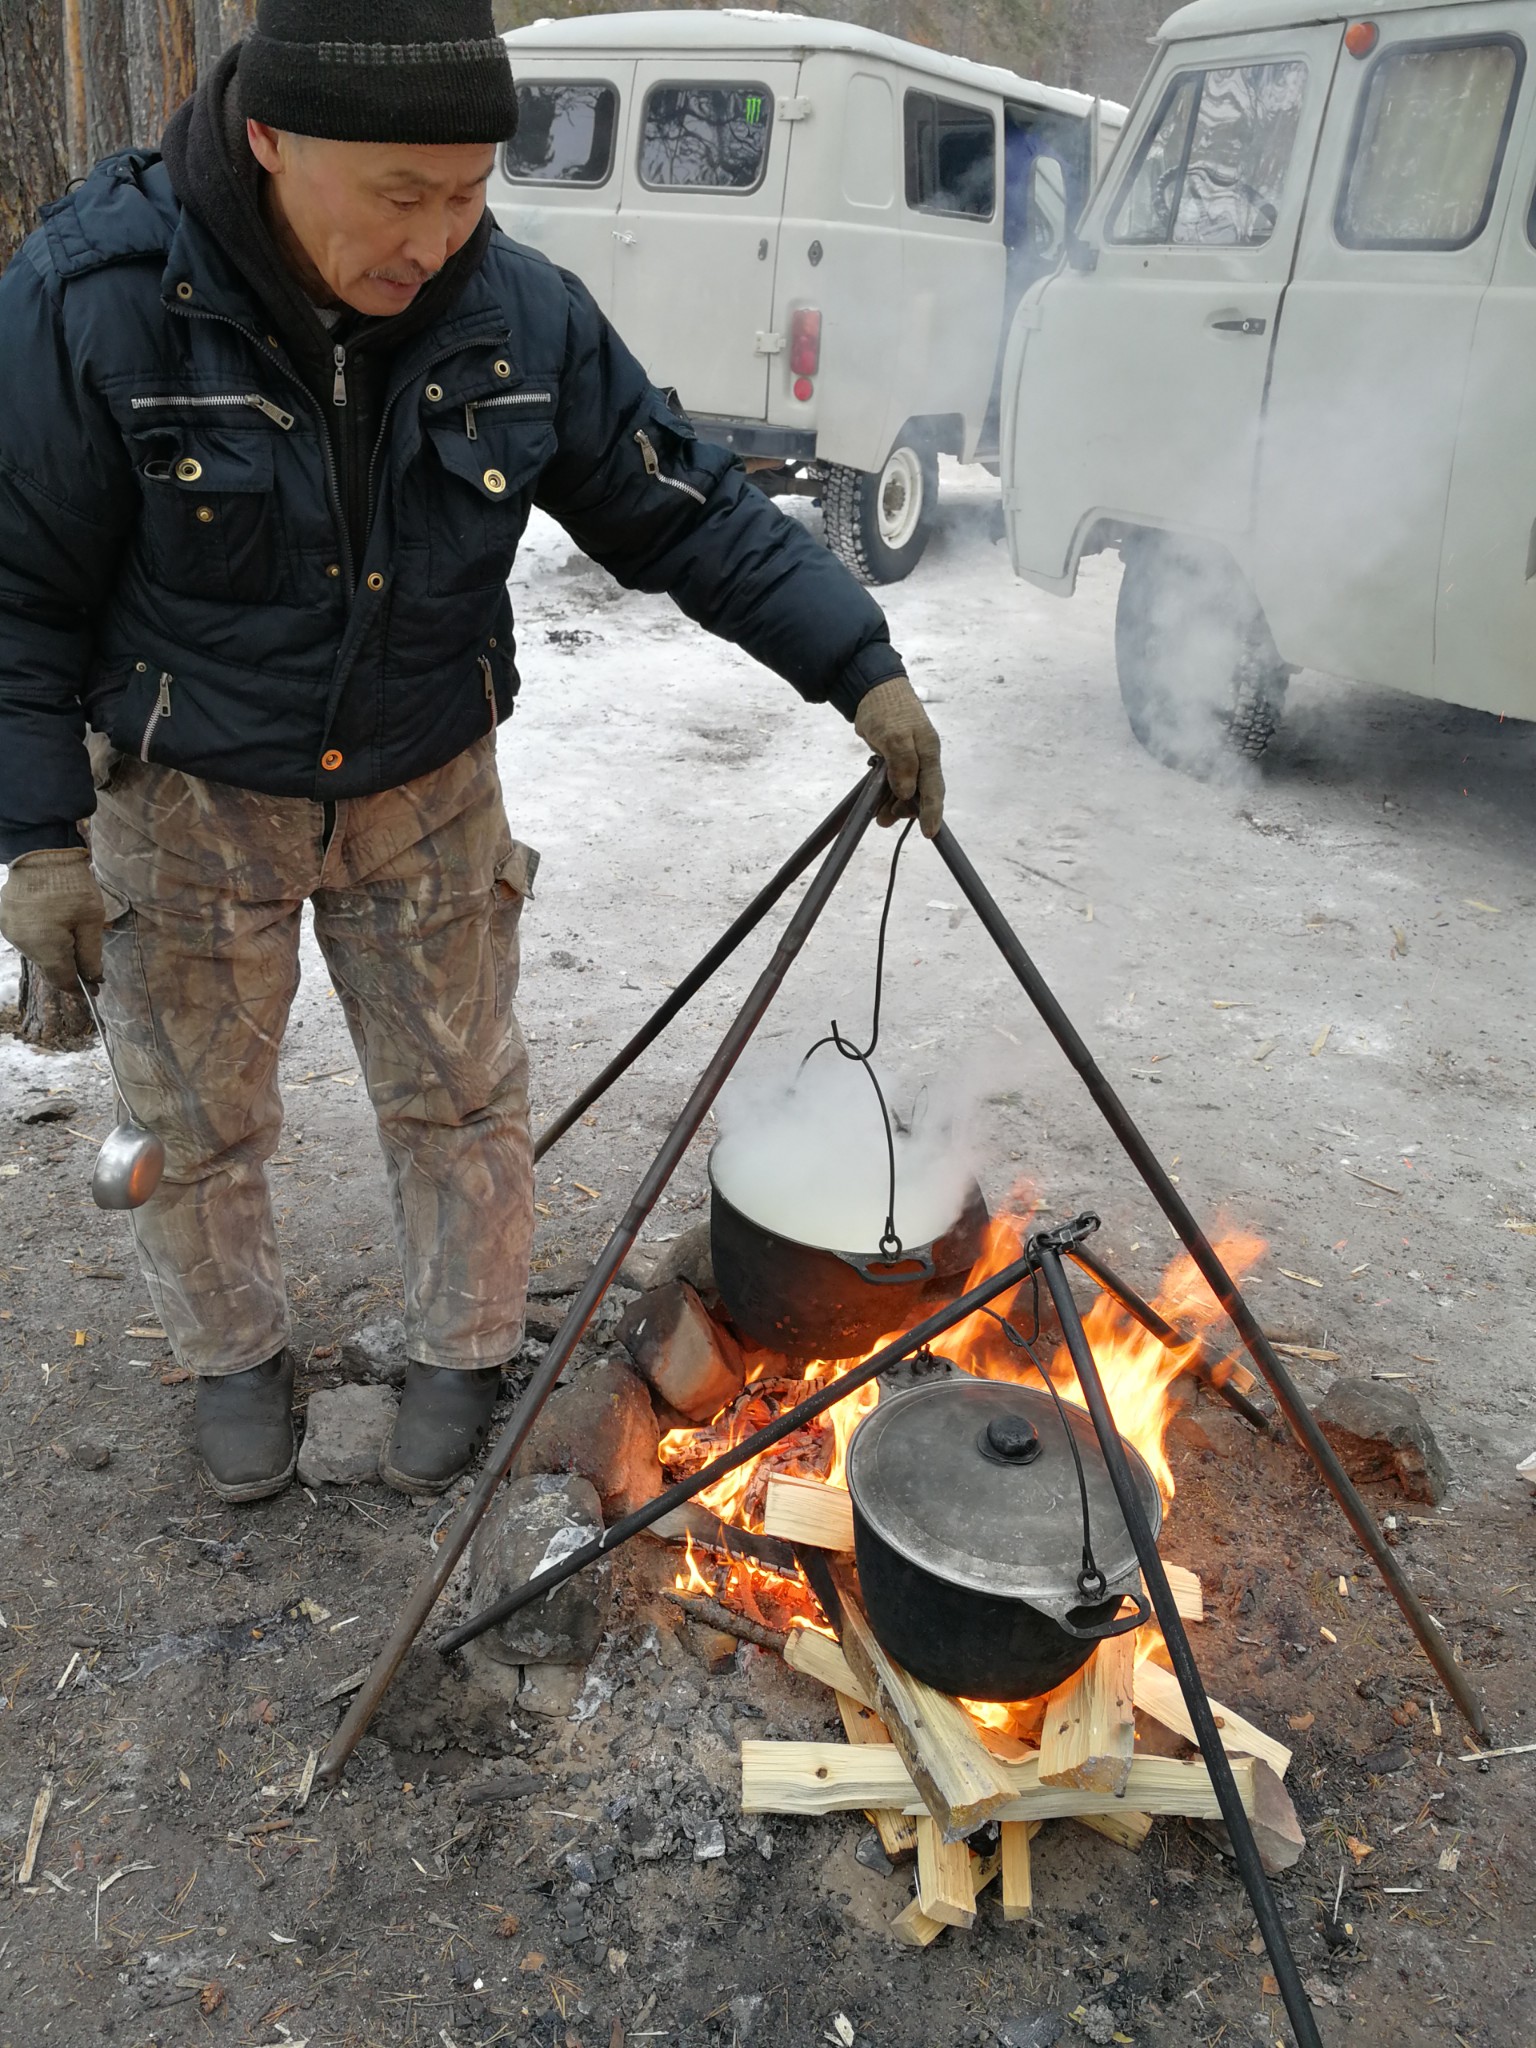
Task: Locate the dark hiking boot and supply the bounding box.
[194,1349,297,1502]
[380,1361,501,1494]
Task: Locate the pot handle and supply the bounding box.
[832,1246,937,1285]
[1056,1590,1152,1643]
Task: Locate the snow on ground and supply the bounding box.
[5,465,1534,1478]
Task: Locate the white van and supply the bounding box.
[1002,0,1536,765]
[490,10,1124,581]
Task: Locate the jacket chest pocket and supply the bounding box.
[423,401,555,597]
[132,427,285,605]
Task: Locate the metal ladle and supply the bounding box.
[76,978,164,1209]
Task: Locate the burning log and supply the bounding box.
[740,1741,1255,1825]
[1037,1636,1136,1796]
[1132,1660,1293,1779]
[762,1472,855,1550]
[826,1561,1018,1841]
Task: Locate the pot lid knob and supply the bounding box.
[982,1414,1041,1464]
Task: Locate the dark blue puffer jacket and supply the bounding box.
[0,152,903,861]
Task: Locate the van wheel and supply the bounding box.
[1115,532,1290,773]
[823,439,938,584]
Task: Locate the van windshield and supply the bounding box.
[504,82,619,186]
[639,84,775,191]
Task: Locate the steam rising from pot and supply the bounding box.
[711,1054,976,1253]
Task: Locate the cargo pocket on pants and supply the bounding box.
[491,840,539,1015]
[96,880,162,1066]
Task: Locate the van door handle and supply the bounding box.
[613,231,636,246]
[1210,316,1267,335]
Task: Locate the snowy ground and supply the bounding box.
[5,463,1535,1484]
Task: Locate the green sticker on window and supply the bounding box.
[743,94,765,124]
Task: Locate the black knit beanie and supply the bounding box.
[240,0,518,145]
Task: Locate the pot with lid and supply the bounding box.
[845,1375,1160,1700]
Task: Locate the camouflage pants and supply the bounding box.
[89,735,534,1377]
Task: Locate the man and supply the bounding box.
[0,0,944,1505]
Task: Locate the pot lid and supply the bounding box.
[845,1376,1163,1610]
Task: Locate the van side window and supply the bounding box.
[638,84,774,192]
[1338,39,1523,250]
[503,83,619,187]
[904,92,996,219]
[1109,61,1307,247]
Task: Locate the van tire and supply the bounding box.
[823,438,938,584]
[1115,532,1289,773]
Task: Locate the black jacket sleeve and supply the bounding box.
[0,239,136,863]
[534,269,904,719]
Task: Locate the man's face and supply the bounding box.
[247,124,496,316]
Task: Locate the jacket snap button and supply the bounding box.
[483,468,507,494]
[321,749,344,772]
[135,661,147,673]
[175,457,203,482]
[325,563,341,578]
[425,382,444,402]
[195,506,214,524]
[493,359,511,378]
[366,571,385,592]
[175,282,193,301]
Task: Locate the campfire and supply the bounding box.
[651,1201,1298,1942]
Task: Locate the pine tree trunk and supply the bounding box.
[17,958,95,1050]
[0,0,71,264]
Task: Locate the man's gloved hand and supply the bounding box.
[854,674,945,838]
[0,848,106,987]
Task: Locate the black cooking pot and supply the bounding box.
[707,1145,989,1365]
[845,1376,1159,1700]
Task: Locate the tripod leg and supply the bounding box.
[1036,1244,1322,2048]
[316,767,887,1788]
[936,822,1486,1737]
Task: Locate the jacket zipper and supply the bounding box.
[634,428,706,506]
[464,390,552,442]
[479,655,497,733]
[130,392,296,429]
[140,672,172,762]
[332,345,348,409]
[168,301,356,587]
[364,338,489,541]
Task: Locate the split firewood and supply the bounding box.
[889,1895,948,1947]
[17,1779,53,1886]
[915,1816,977,1927]
[1195,1759,1305,1874]
[740,1741,1254,1825]
[1141,1563,1204,1622]
[1132,1660,1292,1779]
[1000,1820,1040,1918]
[1038,1636,1135,1796]
[1075,1809,1154,1851]
[834,1690,918,1860]
[827,1561,1018,1841]
[762,1473,855,1550]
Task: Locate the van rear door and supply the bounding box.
[611,61,801,420]
[489,64,635,312]
[1004,28,1340,587]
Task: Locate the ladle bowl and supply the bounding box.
[76,977,165,1210]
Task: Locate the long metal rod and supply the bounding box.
[935,824,1487,1736]
[1066,1244,1270,1431]
[316,768,886,1788]
[533,781,862,1162]
[435,1250,1039,1656]
[1036,1242,1322,2048]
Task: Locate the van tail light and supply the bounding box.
[789,307,822,377]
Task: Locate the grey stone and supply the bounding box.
[341,1315,407,1386]
[469,1472,610,1667]
[1313,1377,1450,1504]
[518,1662,589,1717]
[995,2019,1063,2048]
[693,1817,726,1860]
[1079,2008,1117,2048]
[515,1354,662,1518]
[854,1826,894,1876]
[617,1280,744,1423]
[70,1440,111,1469]
[296,1383,397,1485]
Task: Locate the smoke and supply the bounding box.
[711,1050,978,1253]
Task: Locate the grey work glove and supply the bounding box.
[854,674,945,839]
[0,847,106,987]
